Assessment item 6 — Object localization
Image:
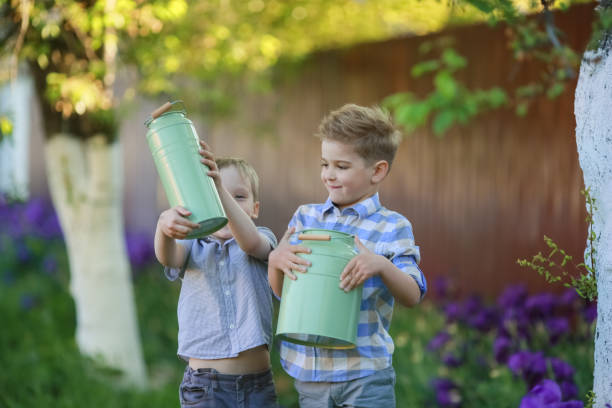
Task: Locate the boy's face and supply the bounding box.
[320,139,381,209]
[212,165,259,241]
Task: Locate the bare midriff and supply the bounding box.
[188,345,270,375]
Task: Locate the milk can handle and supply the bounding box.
[151,102,173,119]
[144,100,186,127]
[297,233,331,241]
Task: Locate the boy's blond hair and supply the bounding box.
[315,104,402,168]
[216,157,260,201]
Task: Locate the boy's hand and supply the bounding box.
[269,227,312,280]
[198,140,221,187]
[158,206,200,239]
[340,236,391,292]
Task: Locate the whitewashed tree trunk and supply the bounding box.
[45,134,147,388]
[575,39,612,406]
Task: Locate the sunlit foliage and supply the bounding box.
[1,0,585,124]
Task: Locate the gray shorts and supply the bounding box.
[179,366,278,408]
[294,366,396,408]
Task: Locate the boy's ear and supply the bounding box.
[371,160,389,184]
[251,201,260,219]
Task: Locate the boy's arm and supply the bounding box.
[268,227,311,297]
[199,140,271,261]
[154,206,199,268]
[340,237,421,307]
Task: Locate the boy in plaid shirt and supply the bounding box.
[268,104,427,407]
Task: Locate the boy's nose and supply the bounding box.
[324,170,336,180]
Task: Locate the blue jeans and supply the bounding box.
[294,366,396,408]
[179,366,278,408]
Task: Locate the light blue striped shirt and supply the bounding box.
[279,194,426,382]
[165,226,277,361]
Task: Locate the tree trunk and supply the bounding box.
[574,40,612,406]
[45,134,147,388]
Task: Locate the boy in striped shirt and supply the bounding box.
[268,104,427,407]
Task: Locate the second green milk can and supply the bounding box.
[276,229,361,349]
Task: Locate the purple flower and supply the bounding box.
[525,293,557,322]
[548,402,584,408]
[431,378,461,408]
[559,381,578,400]
[24,198,46,226]
[519,379,562,408]
[40,212,63,239]
[444,302,462,322]
[125,232,155,268]
[582,302,597,324]
[549,358,575,382]
[468,306,500,332]
[427,330,451,352]
[433,276,453,299]
[545,317,570,344]
[557,289,579,313]
[442,353,462,367]
[502,308,532,340]
[498,284,528,309]
[463,295,483,317]
[508,351,547,387]
[493,336,513,363]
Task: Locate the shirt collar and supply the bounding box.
[198,235,235,248]
[322,193,381,218]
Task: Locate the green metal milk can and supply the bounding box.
[145,101,227,239]
[276,229,362,349]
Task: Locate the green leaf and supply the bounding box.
[434,71,458,100]
[395,102,431,129]
[441,49,467,71]
[547,82,565,99]
[516,102,528,117]
[485,88,508,108]
[411,60,440,77]
[432,110,455,135]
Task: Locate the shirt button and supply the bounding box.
[219,261,225,267]
[225,290,230,296]
[229,324,234,329]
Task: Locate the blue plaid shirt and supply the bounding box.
[279,193,426,382]
[165,227,277,361]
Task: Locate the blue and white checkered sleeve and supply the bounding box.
[389,221,427,300]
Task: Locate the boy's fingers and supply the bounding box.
[291,244,311,255]
[175,206,192,217]
[289,253,310,266]
[283,268,297,280]
[177,219,200,230]
[199,139,211,151]
[289,261,308,273]
[201,157,217,169]
[340,258,357,280]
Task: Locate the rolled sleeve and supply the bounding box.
[393,254,427,300]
